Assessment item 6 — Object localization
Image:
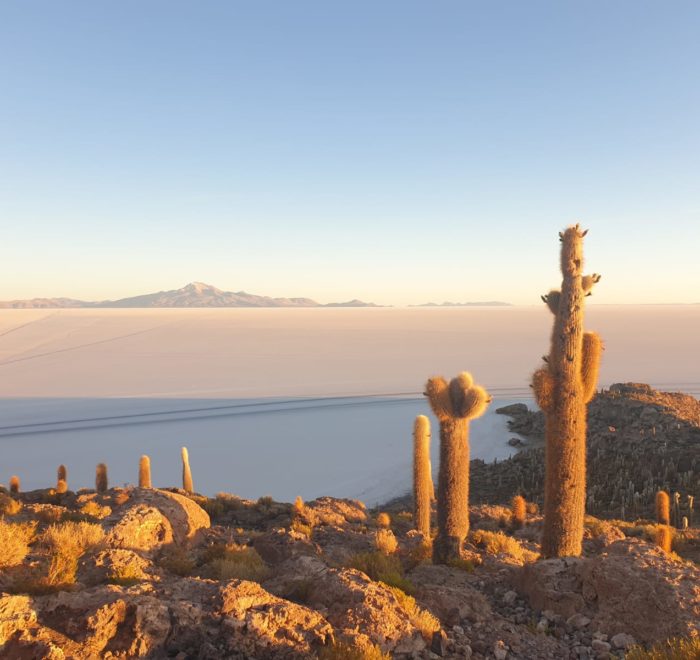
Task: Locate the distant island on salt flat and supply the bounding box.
[0,282,381,309]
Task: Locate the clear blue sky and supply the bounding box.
[1,2,698,305]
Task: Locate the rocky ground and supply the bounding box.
[0,383,698,659]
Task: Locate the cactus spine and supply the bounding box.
[139,455,152,488]
[96,463,108,493]
[656,490,670,525]
[181,447,194,494]
[413,415,432,537]
[533,225,602,558]
[9,475,20,494]
[425,372,491,563]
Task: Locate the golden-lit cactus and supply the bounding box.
[655,525,672,554]
[413,415,433,537]
[376,512,391,528]
[656,490,671,526]
[96,463,108,493]
[534,225,603,558]
[511,495,527,530]
[9,475,20,494]
[56,479,68,494]
[57,465,67,487]
[139,455,152,488]
[181,447,194,494]
[425,372,491,564]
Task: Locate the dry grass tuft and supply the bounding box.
[375,528,398,555]
[79,501,112,519]
[318,641,390,660]
[0,493,22,516]
[376,512,391,528]
[0,520,37,568]
[159,545,196,576]
[388,585,441,640]
[471,529,538,563]
[41,521,105,586]
[626,637,700,660]
[200,543,269,582]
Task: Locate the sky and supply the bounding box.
[1,2,699,306]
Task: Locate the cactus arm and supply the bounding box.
[425,376,453,419]
[532,367,556,413]
[459,384,491,419]
[541,290,561,315]
[581,331,603,403]
[582,273,601,295]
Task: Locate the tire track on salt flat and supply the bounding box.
[0,323,171,367]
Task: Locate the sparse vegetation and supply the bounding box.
[317,641,390,660]
[626,637,700,660]
[375,528,398,555]
[0,520,37,567]
[376,512,391,528]
[200,543,270,582]
[41,521,105,587]
[387,586,440,640]
[471,529,538,563]
[79,501,112,519]
[0,492,22,516]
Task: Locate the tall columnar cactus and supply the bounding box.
[139,455,152,488]
[413,415,432,537]
[532,225,602,558]
[181,447,194,494]
[656,490,670,525]
[57,465,67,487]
[96,463,108,493]
[425,372,491,563]
[9,475,20,494]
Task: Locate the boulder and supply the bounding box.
[105,488,209,551]
[218,579,333,658]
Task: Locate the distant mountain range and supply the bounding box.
[0,282,381,309]
[410,301,512,307]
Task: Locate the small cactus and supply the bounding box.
[656,490,670,525]
[511,495,527,530]
[96,463,108,493]
[413,415,432,537]
[425,371,491,564]
[9,475,20,494]
[57,465,67,486]
[139,455,152,488]
[56,479,68,494]
[533,225,603,558]
[655,525,672,554]
[181,447,194,494]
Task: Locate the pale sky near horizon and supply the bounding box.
[1,2,699,305]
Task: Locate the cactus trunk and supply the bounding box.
[426,372,490,564]
[413,415,432,537]
[96,463,108,493]
[534,225,602,558]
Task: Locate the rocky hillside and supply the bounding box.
[471,383,699,523]
[0,481,698,659]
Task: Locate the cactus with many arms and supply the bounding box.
[413,415,432,537]
[425,372,491,563]
[532,225,602,558]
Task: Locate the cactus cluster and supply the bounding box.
[532,225,602,558]
[425,372,491,563]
